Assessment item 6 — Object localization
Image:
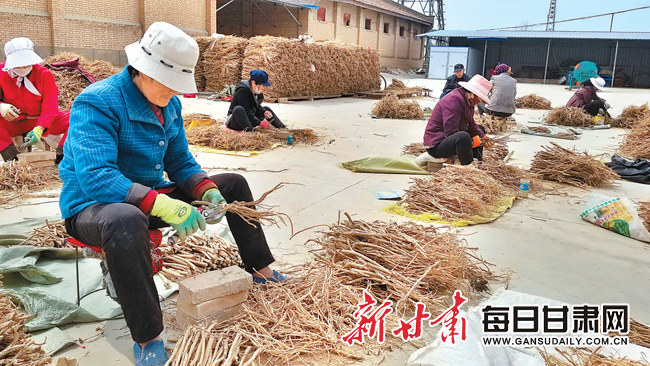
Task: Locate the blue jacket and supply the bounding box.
[59,67,205,219]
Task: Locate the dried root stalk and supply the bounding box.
[288,128,320,144]
[400,166,509,220]
[528,126,552,133]
[167,215,496,365]
[218,183,293,232]
[610,103,650,129]
[23,220,72,249]
[618,116,650,159]
[0,275,52,365]
[185,124,274,151]
[515,94,552,109]
[530,142,618,187]
[638,201,650,233]
[539,347,648,366]
[384,78,423,98]
[0,161,61,204]
[545,106,595,127]
[160,233,242,281]
[402,142,426,156]
[372,94,424,119]
[201,36,249,92]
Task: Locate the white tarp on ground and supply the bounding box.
[406,288,649,366]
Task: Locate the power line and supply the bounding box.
[480,5,650,31]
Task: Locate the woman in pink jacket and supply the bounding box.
[566,77,610,116]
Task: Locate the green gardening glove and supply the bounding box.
[22,126,44,148]
[151,194,206,240]
[202,188,227,224]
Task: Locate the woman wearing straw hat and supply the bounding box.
[0,37,70,162]
[567,76,610,116]
[478,63,517,118]
[59,22,288,366]
[417,75,492,167]
[225,69,286,131]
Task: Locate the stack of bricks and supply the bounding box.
[176,265,252,329]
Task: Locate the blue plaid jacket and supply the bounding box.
[59,67,204,219]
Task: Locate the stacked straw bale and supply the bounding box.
[201,36,249,92]
[43,52,119,110]
[618,115,650,159]
[241,36,380,101]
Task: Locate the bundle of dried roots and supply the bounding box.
[618,116,650,159]
[182,113,218,128]
[0,161,61,204]
[530,142,618,187]
[185,124,274,151]
[515,94,552,109]
[372,94,423,119]
[476,113,507,134]
[384,78,423,97]
[610,103,650,129]
[638,201,650,233]
[402,142,426,156]
[545,106,595,127]
[22,220,72,249]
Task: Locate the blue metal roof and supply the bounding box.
[418,30,650,40]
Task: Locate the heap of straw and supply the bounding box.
[288,128,319,144]
[384,78,423,98]
[201,36,249,93]
[182,113,217,128]
[539,347,648,366]
[166,215,496,365]
[160,233,242,282]
[0,161,61,204]
[545,106,595,127]
[638,201,650,233]
[43,52,119,110]
[372,94,424,119]
[619,116,650,159]
[402,142,426,156]
[241,36,380,101]
[23,220,72,249]
[530,142,618,187]
[610,103,650,129]
[515,94,552,109]
[0,275,52,365]
[193,37,216,92]
[185,124,274,151]
[399,166,509,220]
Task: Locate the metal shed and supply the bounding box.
[419,30,650,87]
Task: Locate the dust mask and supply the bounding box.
[12,66,32,77]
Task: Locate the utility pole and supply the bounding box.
[546,0,556,31]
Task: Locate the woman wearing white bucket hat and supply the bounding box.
[416,75,493,167]
[567,76,610,116]
[0,37,70,162]
[59,22,288,366]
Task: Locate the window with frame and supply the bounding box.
[365,18,371,30]
[399,26,405,37]
[317,7,326,21]
[383,22,390,34]
[343,13,351,26]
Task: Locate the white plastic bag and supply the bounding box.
[580,193,650,243]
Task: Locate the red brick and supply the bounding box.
[178,266,252,305]
[177,290,247,319]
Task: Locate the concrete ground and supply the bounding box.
[3,74,650,365]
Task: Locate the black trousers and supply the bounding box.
[584,100,604,116]
[228,105,284,131]
[427,131,483,165]
[477,102,513,118]
[64,173,275,343]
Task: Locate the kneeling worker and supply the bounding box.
[59,22,287,366]
[567,77,610,116]
[225,69,286,131]
[417,75,492,167]
[0,37,69,162]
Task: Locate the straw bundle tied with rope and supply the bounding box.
[618,115,650,159]
[372,94,424,119]
[545,106,596,127]
[530,142,618,187]
[0,275,52,366]
[515,94,552,110]
[0,161,61,205]
[199,36,249,93]
[241,36,380,101]
[165,214,497,366]
[610,103,650,129]
[43,52,119,110]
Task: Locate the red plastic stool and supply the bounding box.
[64,229,164,305]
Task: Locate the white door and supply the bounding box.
[428,50,450,79]
[447,51,469,78]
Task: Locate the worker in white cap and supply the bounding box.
[567,76,610,116]
[0,37,70,162]
[417,75,493,167]
[58,22,288,366]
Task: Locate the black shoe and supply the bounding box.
[55,145,64,164]
[1,144,19,162]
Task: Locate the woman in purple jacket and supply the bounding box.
[567,77,610,116]
[421,75,492,166]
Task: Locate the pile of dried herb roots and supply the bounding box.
[515,94,552,109]
[372,94,423,119]
[241,36,380,101]
[166,215,496,365]
[402,142,426,156]
[610,103,650,129]
[198,36,249,93]
[0,275,52,365]
[43,52,119,110]
[0,161,61,204]
[530,142,618,187]
[528,126,552,133]
[476,113,507,134]
[539,347,648,366]
[618,116,650,159]
[182,113,218,128]
[185,124,274,151]
[23,220,72,249]
[545,106,595,127]
[638,201,650,233]
[384,78,423,98]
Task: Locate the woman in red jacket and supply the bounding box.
[0,37,69,162]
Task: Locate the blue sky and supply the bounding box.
[443,0,650,32]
